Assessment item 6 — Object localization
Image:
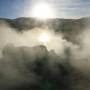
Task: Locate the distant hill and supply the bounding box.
[0,17,90,44]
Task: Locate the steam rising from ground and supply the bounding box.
[0,21,90,70]
[0,21,90,89]
[0,23,70,55]
[71,29,90,73]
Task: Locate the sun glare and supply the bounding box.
[38,33,50,43]
[31,2,54,19]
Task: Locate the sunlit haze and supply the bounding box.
[38,32,50,43]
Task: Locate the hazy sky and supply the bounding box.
[0,0,90,19]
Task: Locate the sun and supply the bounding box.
[31,2,54,19]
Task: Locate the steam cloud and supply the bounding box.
[0,20,90,90]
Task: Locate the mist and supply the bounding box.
[0,22,71,56]
[0,19,90,90]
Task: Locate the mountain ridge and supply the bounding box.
[0,17,90,44]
